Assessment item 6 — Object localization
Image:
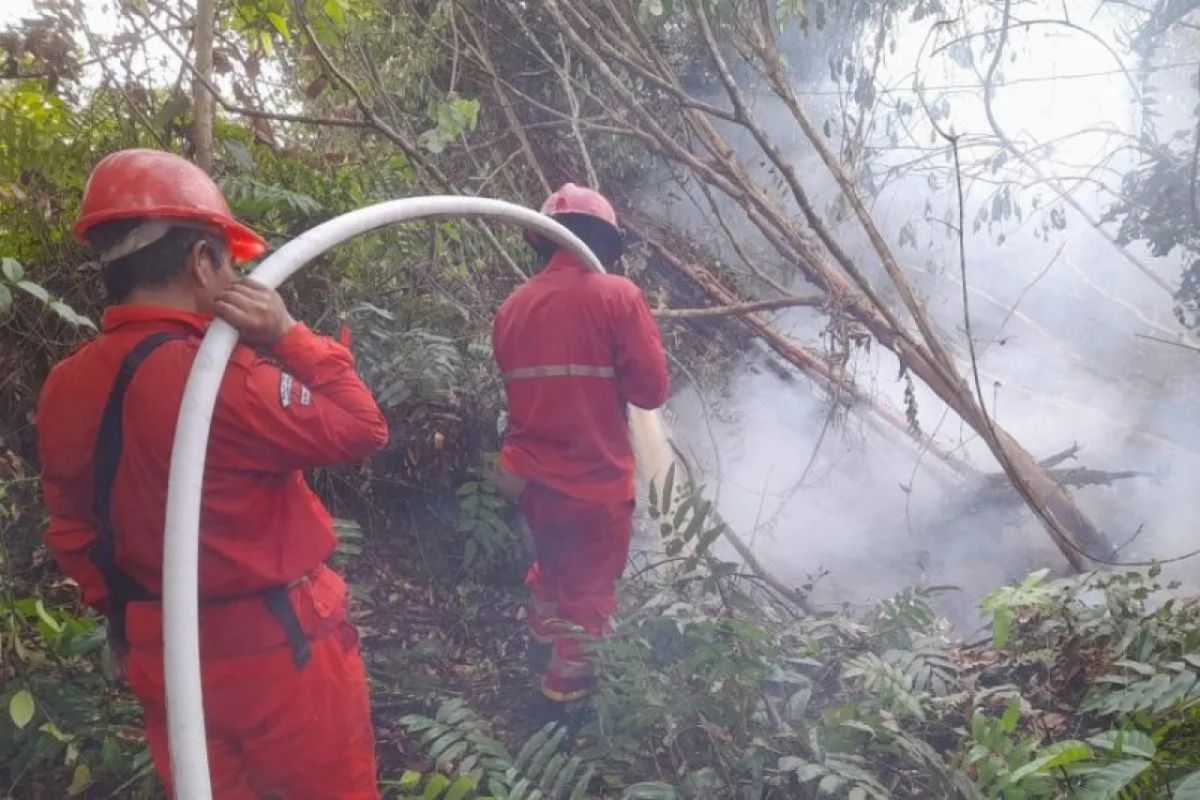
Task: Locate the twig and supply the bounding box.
[654,295,823,320]
[976,1,1173,296]
[557,33,599,188]
[1134,332,1200,354]
[291,1,528,282]
[129,2,374,131]
[1191,62,1200,227]
[458,12,550,195]
[669,446,812,614]
[1111,524,1146,560]
[991,243,1065,344]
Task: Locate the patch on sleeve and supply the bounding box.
[280,373,294,408]
[299,385,311,406]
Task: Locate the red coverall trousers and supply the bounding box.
[520,483,633,701]
[124,566,379,799]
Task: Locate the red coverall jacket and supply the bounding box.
[492,251,670,503]
[37,305,388,605]
[36,305,388,798]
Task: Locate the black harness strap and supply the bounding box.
[264,586,312,668]
[91,331,311,669]
[92,332,186,655]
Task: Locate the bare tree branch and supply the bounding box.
[973,2,1175,296]
[654,296,824,320]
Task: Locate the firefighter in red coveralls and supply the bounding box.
[36,149,387,798]
[492,184,670,702]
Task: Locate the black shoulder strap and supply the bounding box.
[89,330,315,670]
[91,332,185,642]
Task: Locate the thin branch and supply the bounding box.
[1134,332,1200,353]
[458,11,550,195]
[129,3,374,131]
[292,1,529,282]
[654,295,824,320]
[738,2,960,376]
[1191,63,1200,227]
[973,2,1174,296]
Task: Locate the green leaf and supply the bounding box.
[396,770,424,789]
[101,737,122,772]
[323,0,348,26]
[992,608,1013,649]
[1087,730,1156,759]
[67,763,91,796]
[39,721,72,742]
[1077,759,1151,799]
[421,772,450,799]
[1173,771,1200,800]
[9,689,35,729]
[16,279,49,303]
[1,257,23,282]
[265,11,290,38]
[659,463,675,515]
[34,599,64,633]
[446,775,479,800]
[0,283,11,314]
[1001,695,1022,733]
[1002,742,1092,785]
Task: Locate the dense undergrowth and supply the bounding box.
[6,465,1200,799]
[4,0,1200,797]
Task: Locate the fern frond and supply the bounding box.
[399,699,598,800]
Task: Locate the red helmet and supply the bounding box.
[539,183,618,227]
[527,183,622,264]
[74,149,267,263]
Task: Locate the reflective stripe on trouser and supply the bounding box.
[501,364,616,382]
[543,628,600,702]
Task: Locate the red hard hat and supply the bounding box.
[526,183,621,253]
[74,149,267,263]
[539,183,618,227]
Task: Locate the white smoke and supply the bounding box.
[634,1,1200,618]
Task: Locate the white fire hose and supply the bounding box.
[162,197,606,799]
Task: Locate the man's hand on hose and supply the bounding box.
[215,279,297,345]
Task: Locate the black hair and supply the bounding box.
[532,213,625,268]
[85,219,229,302]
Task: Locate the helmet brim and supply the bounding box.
[75,209,268,264]
[225,219,269,263]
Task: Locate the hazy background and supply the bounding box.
[642,1,1200,623]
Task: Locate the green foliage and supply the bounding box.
[455,475,516,570]
[219,175,325,221]
[383,769,481,799]
[396,698,597,799]
[333,516,366,567]
[980,569,1062,649]
[962,696,1093,798]
[778,753,891,798]
[354,307,464,409]
[0,256,95,329]
[646,463,727,567]
[0,596,155,798]
[842,652,931,720]
[419,93,481,155]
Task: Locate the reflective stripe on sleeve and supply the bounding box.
[501,364,616,382]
